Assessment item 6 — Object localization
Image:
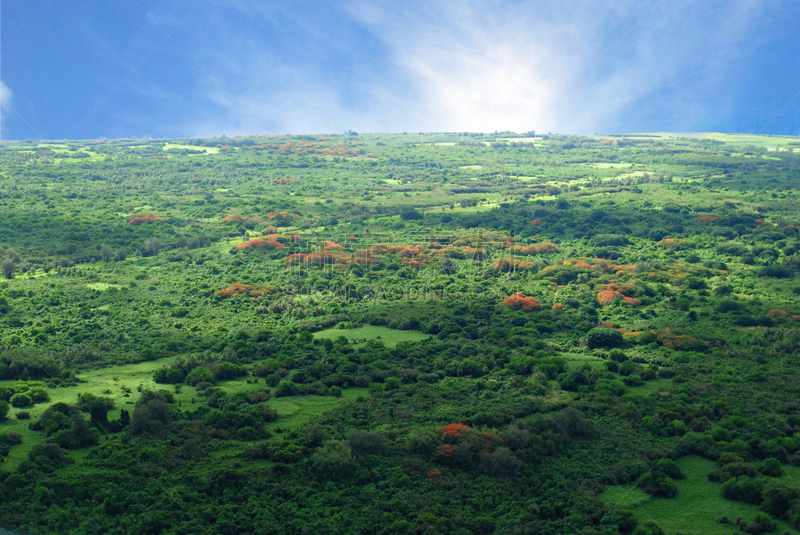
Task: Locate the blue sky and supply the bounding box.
[2,0,800,139]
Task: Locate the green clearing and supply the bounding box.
[561,352,605,369]
[653,131,800,149]
[312,326,429,347]
[86,282,123,291]
[602,456,800,535]
[0,354,368,469]
[263,388,369,430]
[162,143,219,154]
[584,162,633,168]
[601,485,650,507]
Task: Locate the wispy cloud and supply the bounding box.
[338,0,773,134]
[1,81,13,137]
[167,0,775,136]
[11,0,779,139]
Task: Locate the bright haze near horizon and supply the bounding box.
[2,0,800,140]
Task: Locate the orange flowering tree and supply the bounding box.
[597,283,639,307]
[234,238,285,252]
[503,293,540,310]
[266,211,301,220]
[216,283,277,299]
[440,423,471,439]
[694,215,724,223]
[128,213,166,225]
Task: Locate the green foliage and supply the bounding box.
[632,522,666,535]
[311,440,356,479]
[587,327,624,349]
[760,458,783,478]
[10,393,32,408]
[185,366,215,386]
[3,133,800,534]
[131,391,173,436]
[479,446,522,477]
[655,459,685,480]
[405,426,440,455]
[0,349,60,380]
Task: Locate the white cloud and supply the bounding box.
[1,81,12,108]
[338,0,772,134]
[177,0,775,135]
[0,81,13,138]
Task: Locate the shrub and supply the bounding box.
[252,365,273,378]
[55,415,100,449]
[609,349,627,362]
[501,426,531,451]
[28,443,69,464]
[0,349,60,380]
[384,377,402,391]
[346,429,386,456]
[632,522,666,535]
[713,285,734,296]
[312,440,356,479]
[636,472,678,498]
[459,359,483,377]
[761,478,800,518]
[275,382,301,397]
[758,265,792,278]
[623,374,643,387]
[10,393,32,408]
[479,447,521,477]
[657,367,676,379]
[186,367,215,386]
[265,374,281,387]
[560,371,589,391]
[405,427,441,455]
[760,457,783,477]
[15,411,30,420]
[154,368,185,384]
[214,362,247,381]
[236,427,259,441]
[131,391,173,436]
[721,475,764,504]
[587,327,624,349]
[600,509,638,533]
[655,459,685,480]
[0,400,9,421]
[400,209,423,221]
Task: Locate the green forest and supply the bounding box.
[1,131,800,534]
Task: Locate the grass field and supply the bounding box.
[602,456,799,534]
[86,282,123,291]
[312,326,429,348]
[162,143,219,154]
[264,388,368,430]
[652,132,800,149]
[0,354,368,469]
[561,352,606,369]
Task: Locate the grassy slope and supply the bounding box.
[603,456,799,535]
[312,326,430,348]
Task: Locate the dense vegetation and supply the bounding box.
[2,132,800,534]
